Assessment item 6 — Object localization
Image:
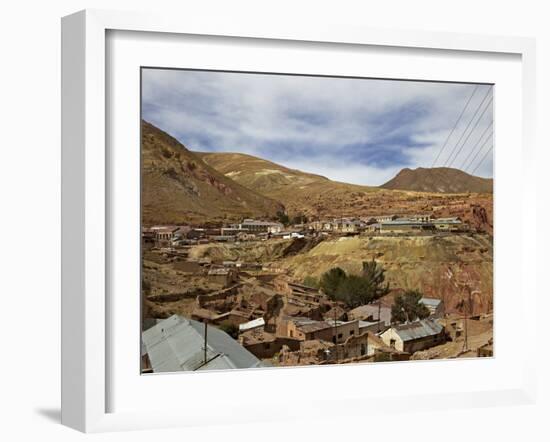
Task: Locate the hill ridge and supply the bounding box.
[381,166,493,194]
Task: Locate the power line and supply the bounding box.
[470,144,493,176]
[464,130,493,173]
[447,96,493,168]
[431,85,478,167]
[442,86,492,167]
[458,121,493,170]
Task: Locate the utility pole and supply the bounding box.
[203,321,208,365]
[334,307,338,363]
[378,300,382,333]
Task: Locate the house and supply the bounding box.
[239,329,301,359]
[207,268,237,286]
[238,317,266,333]
[348,304,392,326]
[141,315,264,372]
[281,317,360,344]
[326,331,399,361]
[150,225,181,247]
[358,320,386,334]
[380,318,446,353]
[420,297,445,318]
[141,227,156,245]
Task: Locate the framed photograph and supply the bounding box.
[61,9,537,432]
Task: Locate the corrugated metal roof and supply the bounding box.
[142,315,263,373]
[239,317,265,332]
[392,318,443,342]
[381,220,434,226]
[421,297,442,307]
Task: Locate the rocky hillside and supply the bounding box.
[141,121,284,225]
[197,151,379,217]
[381,167,493,194]
[280,234,493,315]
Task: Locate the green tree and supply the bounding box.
[334,274,373,307]
[276,211,290,226]
[391,290,431,323]
[361,259,390,300]
[319,267,347,299]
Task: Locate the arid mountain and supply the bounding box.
[197,151,379,217]
[381,167,493,194]
[280,234,493,316]
[196,152,493,233]
[141,121,284,225]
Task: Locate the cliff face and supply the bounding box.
[281,234,493,315]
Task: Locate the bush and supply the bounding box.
[319,260,390,308]
[276,211,290,226]
[319,267,347,299]
[303,276,320,289]
[218,321,239,339]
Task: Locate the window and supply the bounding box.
[390,339,396,349]
[350,330,355,336]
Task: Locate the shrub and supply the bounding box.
[303,276,320,289]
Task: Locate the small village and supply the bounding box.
[141,214,493,373]
[142,213,470,249]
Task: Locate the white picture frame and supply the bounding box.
[61,9,537,433]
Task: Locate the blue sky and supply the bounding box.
[142,69,494,186]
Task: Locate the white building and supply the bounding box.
[380,318,446,353]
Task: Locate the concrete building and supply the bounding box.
[408,213,433,223]
[420,297,445,318]
[371,215,398,223]
[310,218,364,234]
[433,217,463,231]
[379,219,435,233]
[142,315,264,372]
[380,318,446,353]
[233,219,283,233]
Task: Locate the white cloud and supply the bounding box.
[142,69,493,185]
